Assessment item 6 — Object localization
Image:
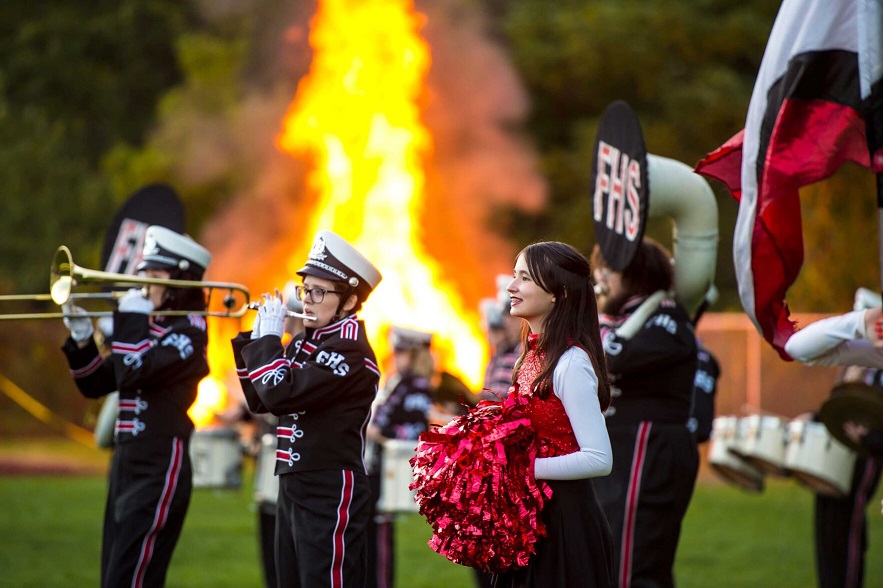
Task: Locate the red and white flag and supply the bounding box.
[695,0,883,359]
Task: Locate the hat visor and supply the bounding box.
[296,265,345,284]
[136,259,175,272]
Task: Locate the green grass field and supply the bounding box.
[1,440,882,587]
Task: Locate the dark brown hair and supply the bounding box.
[513,241,611,410]
[590,237,673,297]
[155,268,208,315]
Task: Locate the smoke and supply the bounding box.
[418,1,547,301]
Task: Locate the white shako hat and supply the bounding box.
[297,230,382,300]
[480,297,504,330]
[137,225,212,279]
[391,326,433,351]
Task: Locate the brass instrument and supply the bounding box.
[0,245,313,322]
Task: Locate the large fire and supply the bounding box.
[191,0,490,427]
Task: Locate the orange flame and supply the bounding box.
[277,0,488,386]
[189,0,491,428]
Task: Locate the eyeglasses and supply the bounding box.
[294,285,346,304]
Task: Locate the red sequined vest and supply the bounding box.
[512,335,579,458]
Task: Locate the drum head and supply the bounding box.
[819,382,883,455]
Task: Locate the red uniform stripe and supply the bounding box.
[249,357,290,380]
[619,421,652,588]
[330,470,354,588]
[70,355,103,378]
[132,437,183,588]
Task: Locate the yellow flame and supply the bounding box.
[190,374,228,428]
[277,0,487,387]
[189,0,491,427]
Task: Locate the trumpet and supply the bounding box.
[0,246,253,321]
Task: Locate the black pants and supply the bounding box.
[594,422,698,588]
[276,469,370,588]
[257,503,277,588]
[101,437,192,588]
[366,470,396,588]
[815,456,882,588]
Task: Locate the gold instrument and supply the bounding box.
[0,245,313,322]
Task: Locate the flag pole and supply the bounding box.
[878,173,883,298]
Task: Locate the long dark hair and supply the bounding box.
[512,241,611,410]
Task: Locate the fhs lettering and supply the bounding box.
[315,350,349,376]
[162,333,194,359]
[646,314,678,335]
[593,140,642,241]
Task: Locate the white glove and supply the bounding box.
[62,303,94,343]
[250,310,262,340]
[96,317,114,338]
[257,293,285,338]
[118,288,154,315]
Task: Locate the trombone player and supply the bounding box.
[60,225,212,588]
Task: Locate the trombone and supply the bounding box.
[0,245,314,321]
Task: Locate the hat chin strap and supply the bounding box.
[332,277,360,323]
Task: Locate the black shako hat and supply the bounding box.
[136,225,212,279]
[296,230,382,301]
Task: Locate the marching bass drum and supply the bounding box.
[708,416,764,492]
[253,433,279,505]
[189,427,243,489]
[736,415,789,476]
[784,420,856,497]
[376,439,419,513]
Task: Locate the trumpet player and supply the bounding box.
[232,230,382,588]
[60,225,212,588]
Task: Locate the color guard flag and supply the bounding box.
[695,0,883,359]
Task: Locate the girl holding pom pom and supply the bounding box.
[411,241,614,587]
[492,241,615,588]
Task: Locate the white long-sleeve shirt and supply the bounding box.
[784,309,883,368]
[534,347,613,480]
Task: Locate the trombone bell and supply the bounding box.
[0,245,254,320]
[51,246,76,305]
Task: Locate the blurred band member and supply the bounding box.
[783,289,883,587]
[480,275,524,402]
[591,238,699,588]
[62,225,211,587]
[366,326,435,588]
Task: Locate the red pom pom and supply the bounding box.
[409,394,552,572]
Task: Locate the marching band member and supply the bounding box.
[365,326,435,588]
[61,225,212,588]
[590,238,699,588]
[784,303,883,369]
[253,288,307,588]
[479,276,524,402]
[781,289,883,587]
[232,230,382,588]
[814,367,882,588]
